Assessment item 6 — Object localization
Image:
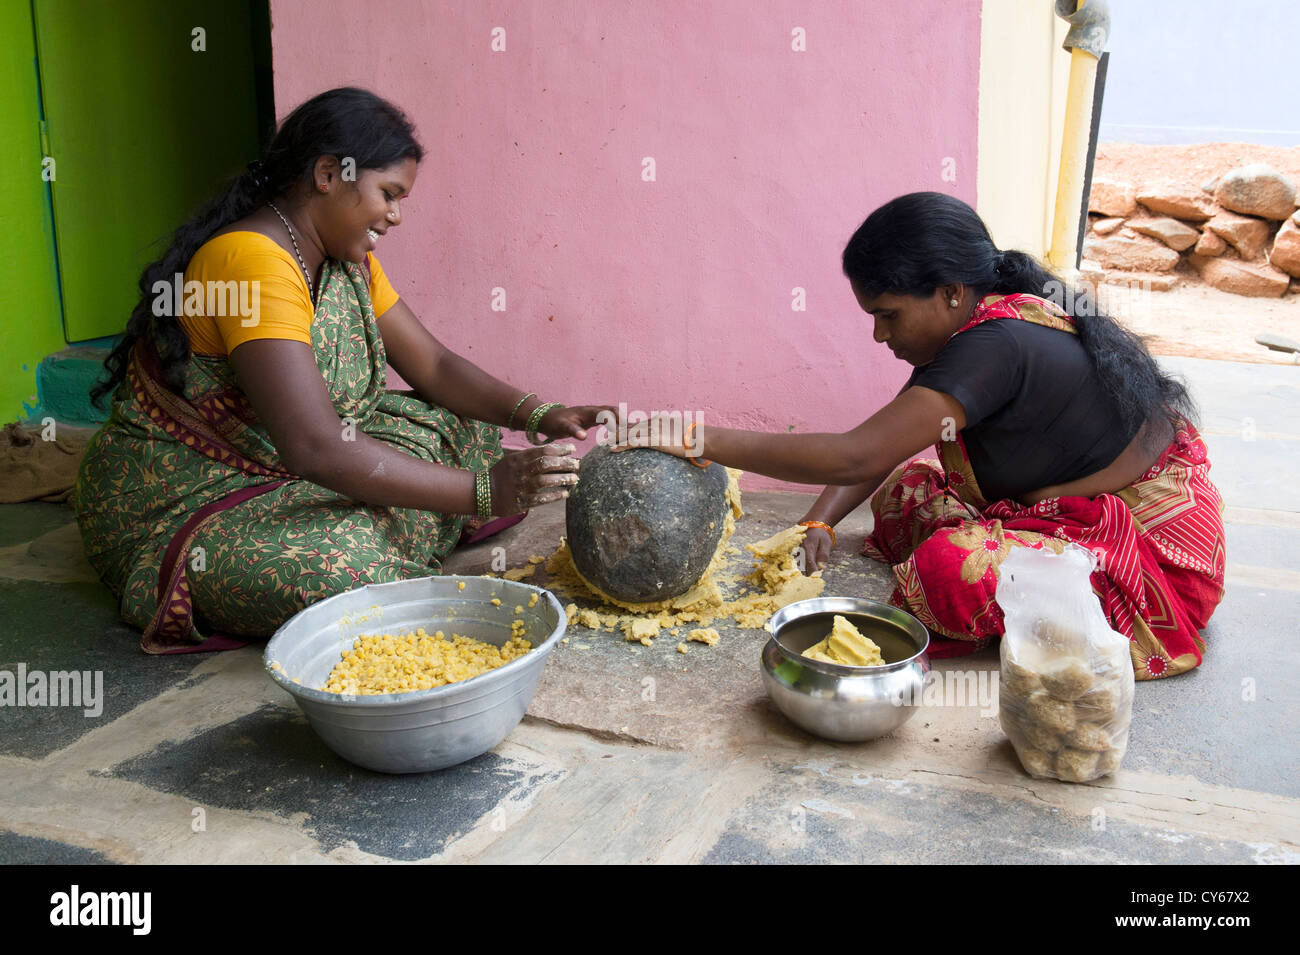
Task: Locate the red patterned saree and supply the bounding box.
[862,294,1226,680]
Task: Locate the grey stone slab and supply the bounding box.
[0,830,115,865]
[1119,584,1299,799]
[1199,432,1300,512]
[103,703,561,861]
[701,769,1268,864]
[0,579,202,759]
[0,502,75,548]
[1223,519,1300,574]
[1158,356,1300,437]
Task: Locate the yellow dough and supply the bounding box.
[623,617,660,646]
[801,615,885,667]
[688,627,720,646]
[322,629,530,695]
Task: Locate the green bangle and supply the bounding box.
[526,402,563,445]
[507,392,536,430]
[474,469,493,520]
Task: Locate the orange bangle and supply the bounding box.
[685,422,710,468]
[799,520,836,546]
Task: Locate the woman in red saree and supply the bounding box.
[625,193,1225,680]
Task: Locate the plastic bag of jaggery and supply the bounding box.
[996,544,1134,782]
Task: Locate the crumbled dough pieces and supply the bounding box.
[504,564,538,581]
[457,581,466,591]
[688,627,720,646]
[576,608,605,630]
[726,525,826,628]
[676,643,689,654]
[623,617,660,646]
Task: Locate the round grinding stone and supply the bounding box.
[565,445,730,604]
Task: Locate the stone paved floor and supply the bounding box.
[1,357,1297,863]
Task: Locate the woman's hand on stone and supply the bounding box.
[607,412,690,457]
[490,444,579,514]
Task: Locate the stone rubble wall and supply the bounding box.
[1082,162,1300,298]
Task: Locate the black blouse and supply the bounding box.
[906,319,1139,502]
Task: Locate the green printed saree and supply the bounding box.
[72,258,501,653]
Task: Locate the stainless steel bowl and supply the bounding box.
[264,575,565,773]
[761,597,930,742]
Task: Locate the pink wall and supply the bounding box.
[268,1,980,490]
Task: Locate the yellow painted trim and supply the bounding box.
[976,0,1073,259]
[1047,45,1100,273]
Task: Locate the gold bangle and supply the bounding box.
[475,470,493,520]
[799,520,836,546]
[684,422,710,468]
[526,402,563,445]
[507,393,536,430]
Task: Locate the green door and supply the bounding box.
[33,0,267,341]
[0,0,65,419]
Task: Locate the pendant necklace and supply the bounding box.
[267,202,317,305]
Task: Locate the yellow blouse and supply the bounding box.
[178,231,400,356]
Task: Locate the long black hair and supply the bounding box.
[841,191,1195,442]
[90,87,424,408]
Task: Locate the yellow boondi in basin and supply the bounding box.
[322,629,531,695]
[802,615,885,667]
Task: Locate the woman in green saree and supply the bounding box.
[74,88,606,653]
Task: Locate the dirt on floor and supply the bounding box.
[1095,142,1300,192]
[1105,281,1300,364]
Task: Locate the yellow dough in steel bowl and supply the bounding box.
[801,615,886,667]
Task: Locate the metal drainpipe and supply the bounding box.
[1047,0,1112,277]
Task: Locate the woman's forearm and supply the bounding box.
[418,351,542,429]
[800,481,880,527]
[694,426,875,486]
[687,387,960,490]
[296,431,478,514]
